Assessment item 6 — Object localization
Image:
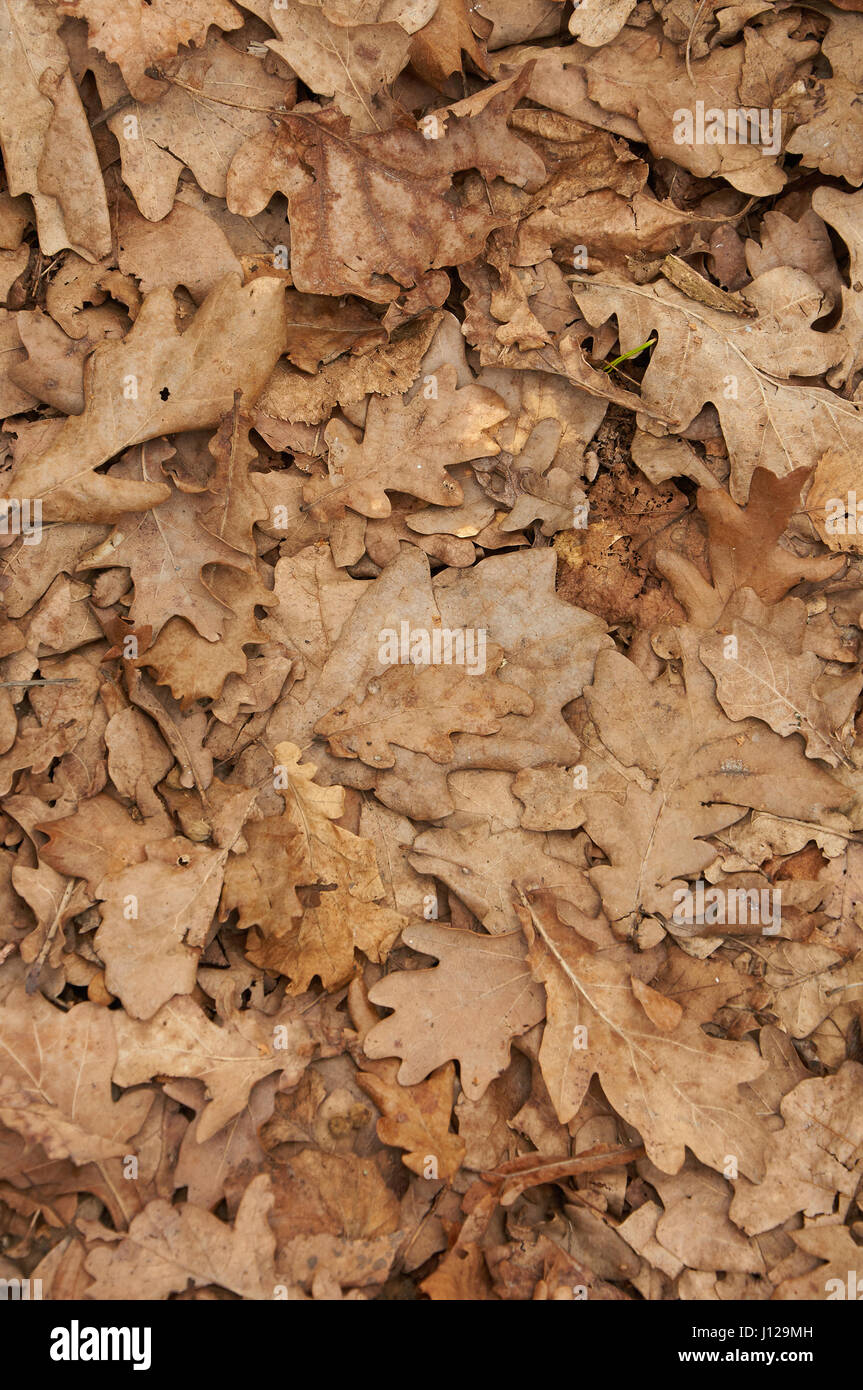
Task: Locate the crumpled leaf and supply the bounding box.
[5,274,288,521]
[83,1173,276,1300]
[730,1061,863,1234]
[58,0,245,103]
[228,72,545,300]
[315,644,532,765]
[0,0,111,258]
[522,890,769,1178]
[572,270,859,502]
[305,364,508,518]
[113,993,315,1143]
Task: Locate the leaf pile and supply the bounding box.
[1,0,863,1303]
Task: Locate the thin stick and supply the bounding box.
[146,68,290,116]
[90,95,135,129]
[25,880,76,995]
[685,0,710,85]
[0,678,80,687]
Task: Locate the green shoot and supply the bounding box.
[602,337,656,373]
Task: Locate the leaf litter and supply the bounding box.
[0,0,862,1304]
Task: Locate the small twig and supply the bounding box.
[25,880,76,995]
[90,94,136,129]
[0,678,80,687]
[145,67,290,116]
[685,0,711,85]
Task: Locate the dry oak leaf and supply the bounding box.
[113,993,314,1143]
[0,310,38,417]
[267,544,370,682]
[581,18,817,196]
[569,0,635,46]
[13,868,90,995]
[0,985,153,1165]
[0,651,103,797]
[652,942,760,1030]
[221,740,386,933]
[810,187,863,390]
[8,309,113,417]
[84,31,292,222]
[5,274,288,522]
[114,192,242,306]
[221,815,309,935]
[265,0,412,130]
[643,1157,766,1277]
[269,1147,400,1243]
[760,940,863,1041]
[228,71,545,300]
[269,1149,402,1291]
[94,837,226,1020]
[522,893,769,1178]
[773,1227,863,1301]
[579,648,850,877]
[807,448,863,555]
[276,1233,402,1293]
[37,792,159,896]
[356,1061,465,1180]
[489,44,645,144]
[77,451,255,641]
[513,186,714,277]
[0,510,107,619]
[56,0,245,102]
[781,11,863,188]
[267,546,612,821]
[506,117,711,273]
[139,567,274,706]
[408,0,489,87]
[571,270,859,503]
[315,644,533,766]
[578,649,744,934]
[700,606,854,769]
[469,353,608,483]
[730,1062,863,1236]
[582,781,744,938]
[280,290,386,375]
[246,885,404,992]
[83,1173,275,1300]
[745,205,844,316]
[306,364,508,518]
[255,309,441,426]
[656,466,844,629]
[209,637,293,725]
[202,406,269,557]
[421,1242,494,1299]
[408,814,601,936]
[0,0,111,259]
[125,666,214,792]
[306,0,438,29]
[103,707,173,819]
[363,922,546,1099]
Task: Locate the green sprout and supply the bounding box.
[602,337,656,374]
